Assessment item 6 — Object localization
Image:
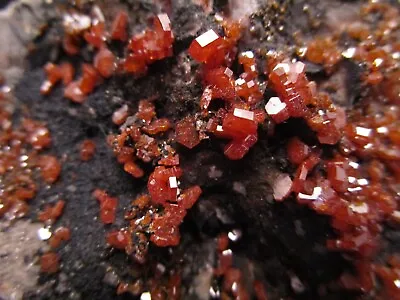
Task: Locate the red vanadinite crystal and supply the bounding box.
[235,51,263,104]
[65,64,99,103]
[111,11,129,42]
[222,19,242,44]
[29,7,400,298]
[80,64,100,94]
[135,134,161,162]
[222,112,257,139]
[38,200,65,223]
[158,154,179,166]
[326,160,349,193]
[374,265,400,299]
[150,203,185,246]
[166,273,181,300]
[38,155,61,184]
[149,185,202,247]
[93,189,118,224]
[253,109,267,124]
[266,60,347,146]
[123,53,148,74]
[64,81,86,103]
[142,118,171,135]
[136,99,156,124]
[269,62,309,118]
[203,67,235,101]
[106,229,130,249]
[344,124,374,147]
[40,252,60,274]
[188,29,227,66]
[287,137,310,165]
[239,51,257,79]
[308,109,345,146]
[178,185,202,209]
[235,77,263,104]
[206,108,260,160]
[382,70,400,104]
[124,14,173,73]
[84,22,106,48]
[253,280,269,300]
[115,146,135,164]
[94,48,116,78]
[224,134,258,160]
[14,182,36,202]
[116,281,143,296]
[217,234,229,252]
[292,153,320,193]
[175,116,200,149]
[124,161,144,178]
[153,13,174,50]
[22,119,52,150]
[41,63,62,95]
[223,268,249,299]
[147,166,182,204]
[128,33,160,63]
[215,247,233,276]
[366,71,383,85]
[60,62,75,85]
[80,139,96,161]
[63,35,80,55]
[49,226,71,248]
[306,37,341,71]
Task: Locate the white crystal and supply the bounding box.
[273,63,290,74]
[298,187,322,201]
[140,292,151,300]
[169,176,178,188]
[233,108,254,121]
[265,97,286,115]
[241,51,254,58]
[355,126,372,137]
[235,78,246,86]
[37,227,52,241]
[224,67,233,77]
[349,203,369,214]
[196,29,219,47]
[157,14,171,31]
[342,47,356,58]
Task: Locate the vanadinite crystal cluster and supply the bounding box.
[2,0,400,299]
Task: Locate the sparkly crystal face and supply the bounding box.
[265,97,287,116]
[233,108,254,121]
[188,29,226,65]
[157,13,172,31]
[195,29,219,47]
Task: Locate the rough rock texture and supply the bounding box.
[0,220,46,300]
